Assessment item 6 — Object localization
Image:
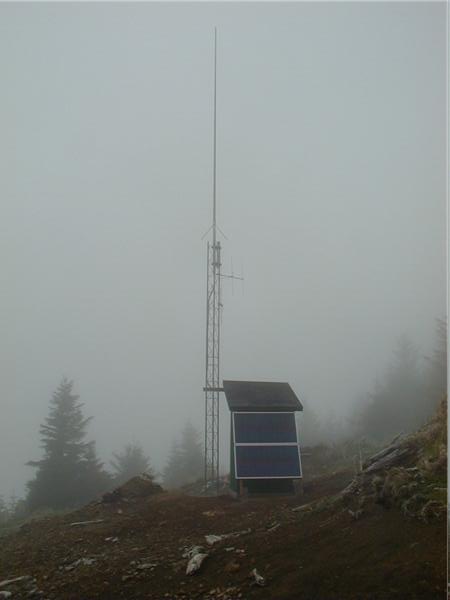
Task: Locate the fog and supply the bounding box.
[0,2,446,500]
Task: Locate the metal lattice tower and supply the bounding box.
[204,28,221,493]
[204,239,222,492]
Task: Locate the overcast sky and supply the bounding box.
[1,1,446,498]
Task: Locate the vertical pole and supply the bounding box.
[216,241,221,493]
[204,242,210,486]
[212,26,217,248]
[213,27,219,492]
[204,28,221,494]
[211,27,218,491]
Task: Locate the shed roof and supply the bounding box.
[222,380,303,412]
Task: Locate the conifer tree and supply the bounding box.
[26,378,110,511]
[425,318,447,406]
[163,423,203,488]
[360,336,425,441]
[179,422,203,484]
[162,441,184,489]
[78,442,112,504]
[110,443,152,485]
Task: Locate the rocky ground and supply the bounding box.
[0,402,446,600]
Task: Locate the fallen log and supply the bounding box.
[363,447,411,473]
[363,439,404,470]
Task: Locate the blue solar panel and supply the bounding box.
[235,445,301,478]
[234,412,297,444]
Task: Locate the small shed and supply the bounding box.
[223,380,303,496]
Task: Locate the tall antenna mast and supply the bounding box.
[212,26,217,248]
[203,28,243,494]
[204,27,221,494]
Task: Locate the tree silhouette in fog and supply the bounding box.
[26,378,110,511]
[360,336,423,441]
[359,329,446,442]
[163,422,203,488]
[424,318,447,407]
[162,441,184,489]
[111,443,152,485]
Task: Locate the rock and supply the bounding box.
[202,510,224,518]
[250,568,265,587]
[205,528,251,546]
[224,560,240,573]
[64,557,97,571]
[136,563,157,570]
[182,545,205,559]
[348,509,363,520]
[0,576,42,600]
[205,534,224,546]
[186,553,208,575]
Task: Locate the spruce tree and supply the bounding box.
[163,423,203,488]
[179,422,203,484]
[110,443,152,485]
[26,378,109,511]
[78,442,112,505]
[360,336,425,441]
[162,441,184,489]
[425,318,447,406]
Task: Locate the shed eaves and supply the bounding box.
[222,380,303,412]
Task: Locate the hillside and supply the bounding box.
[0,401,446,600]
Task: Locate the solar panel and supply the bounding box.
[235,445,302,478]
[233,412,297,444]
[232,411,302,479]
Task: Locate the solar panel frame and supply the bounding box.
[232,411,302,479]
